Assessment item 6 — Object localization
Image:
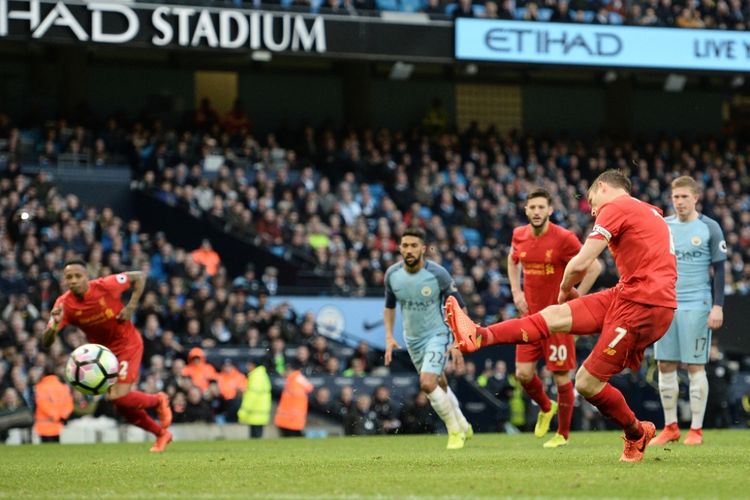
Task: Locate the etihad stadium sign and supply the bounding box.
[0,0,326,52]
[0,0,453,60]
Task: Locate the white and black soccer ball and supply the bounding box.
[65,344,120,396]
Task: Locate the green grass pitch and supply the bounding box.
[2,430,749,499]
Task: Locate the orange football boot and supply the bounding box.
[620,421,656,463]
[683,428,703,446]
[150,429,173,453]
[444,296,482,353]
[649,422,680,446]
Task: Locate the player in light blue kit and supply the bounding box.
[383,227,472,449]
[651,176,727,447]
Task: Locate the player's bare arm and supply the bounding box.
[383,307,401,366]
[117,271,146,321]
[559,238,608,303]
[575,258,604,296]
[42,305,63,349]
[507,252,528,315]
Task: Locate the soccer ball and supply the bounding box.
[65,344,120,396]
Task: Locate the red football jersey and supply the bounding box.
[511,223,582,314]
[588,195,677,308]
[54,274,139,352]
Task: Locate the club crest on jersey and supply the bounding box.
[691,236,702,246]
[421,286,432,297]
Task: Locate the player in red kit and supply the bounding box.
[446,170,676,462]
[509,188,602,448]
[43,260,173,452]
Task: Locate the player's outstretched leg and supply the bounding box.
[444,297,552,353]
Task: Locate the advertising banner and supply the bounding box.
[456,18,750,72]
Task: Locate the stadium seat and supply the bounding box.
[538,7,553,21]
[608,12,624,24]
[377,0,400,11]
[461,228,482,248]
[399,0,425,12]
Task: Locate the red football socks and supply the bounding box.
[522,375,552,413]
[557,381,575,439]
[586,383,641,439]
[481,314,551,346]
[113,403,163,436]
[115,391,160,409]
[113,391,163,436]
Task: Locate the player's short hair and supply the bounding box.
[590,169,632,194]
[671,175,700,195]
[400,227,426,243]
[63,258,87,269]
[526,187,552,205]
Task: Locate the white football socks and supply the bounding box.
[446,386,470,433]
[688,370,709,430]
[427,386,460,433]
[658,370,679,426]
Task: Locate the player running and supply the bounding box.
[43,260,173,452]
[445,170,677,462]
[650,176,727,447]
[383,227,472,450]
[509,188,602,448]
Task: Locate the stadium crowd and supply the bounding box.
[1,102,750,439]
[144,0,750,30]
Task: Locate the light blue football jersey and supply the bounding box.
[665,214,727,310]
[384,260,464,340]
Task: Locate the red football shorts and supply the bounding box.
[569,287,674,382]
[109,333,144,385]
[515,333,577,372]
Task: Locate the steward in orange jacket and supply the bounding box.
[274,368,314,436]
[34,374,73,442]
[182,347,217,391]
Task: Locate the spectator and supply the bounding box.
[371,385,401,434]
[190,239,221,276]
[185,386,214,423]
[399,392,438,434]
[344,394,378,435]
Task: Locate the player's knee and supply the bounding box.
[515,369,533,385]
[419,379,438,393]
[540,304,572,332]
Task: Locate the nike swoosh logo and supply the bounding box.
[363,320,384,331]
